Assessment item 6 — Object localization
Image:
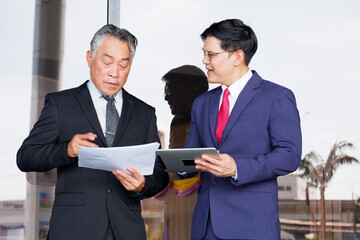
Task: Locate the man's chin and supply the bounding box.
[103,88,121,96]
[207,77,219,84]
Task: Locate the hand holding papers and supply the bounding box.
[78,142,160,175]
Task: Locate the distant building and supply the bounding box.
[278,175,359,240]
[278,174,316,200]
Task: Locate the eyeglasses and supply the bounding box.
[202,48,237,60]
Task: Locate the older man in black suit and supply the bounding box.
[17,24,169,240]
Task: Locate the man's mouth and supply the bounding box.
[105,81,118,87]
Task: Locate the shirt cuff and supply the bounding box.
[231,168,238,180]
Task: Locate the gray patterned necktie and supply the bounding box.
[103,95,119,147]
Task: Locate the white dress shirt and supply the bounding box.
[219,69,253,180]
[219,69,253,113]
[87,80,123,136]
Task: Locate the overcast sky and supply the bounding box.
[1,0,360,201]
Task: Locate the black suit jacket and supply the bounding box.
[17,81,169,240]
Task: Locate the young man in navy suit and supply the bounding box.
[184,19,302,239]
[17,25,169,240]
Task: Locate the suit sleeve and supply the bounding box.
[139,110,169,199]
[17,93,73,172]
[231,88,302,186]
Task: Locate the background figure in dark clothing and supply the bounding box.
[161,65,208,239]
[163,65,208,149]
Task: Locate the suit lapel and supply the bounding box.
[113,89,134,146]
[209,87,222,147]
[220,71,262,145]
[75,81,107,146]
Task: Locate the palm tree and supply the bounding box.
[298,155,319,233]
[299,141,358,240]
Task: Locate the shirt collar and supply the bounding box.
[87,79,123,103]
[221,69,253,99]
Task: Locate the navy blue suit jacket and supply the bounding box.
[185,71,302,239]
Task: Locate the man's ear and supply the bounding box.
[86,50,92,67]
[234,50,246,67]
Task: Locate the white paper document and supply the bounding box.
[78,142,160,175]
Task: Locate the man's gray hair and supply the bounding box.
[90,24,138,60]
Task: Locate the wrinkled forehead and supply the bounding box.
[96,37,132,60]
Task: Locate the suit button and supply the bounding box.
[211,180,217,185]
[107,189,111,193]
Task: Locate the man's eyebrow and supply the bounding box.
[103,53,114,59]
[103,53,130,61]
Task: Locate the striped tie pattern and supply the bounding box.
[103,95,119,147]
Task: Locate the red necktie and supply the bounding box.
[216,88,230,144]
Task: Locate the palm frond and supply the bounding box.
[301,141,358,187]
[325,141,354,169]
[299,152,323,187]
[324,155,359,182]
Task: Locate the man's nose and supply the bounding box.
[109,65,120,78]
[202,55,210,65]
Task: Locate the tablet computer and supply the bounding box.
[156,148,219,172]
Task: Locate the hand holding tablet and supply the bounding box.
[156,148,219,172]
